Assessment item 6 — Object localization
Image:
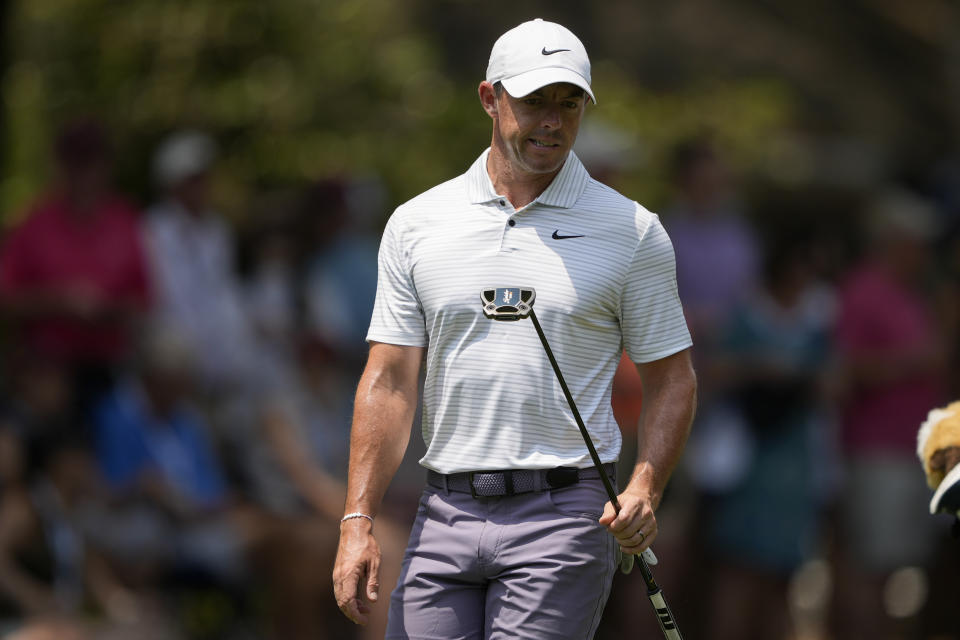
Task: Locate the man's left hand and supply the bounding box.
[598,488,657,555]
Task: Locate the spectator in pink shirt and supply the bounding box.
[832,189,947,638]
[0,119,151,432]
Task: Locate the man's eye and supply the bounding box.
[563,101,579,109]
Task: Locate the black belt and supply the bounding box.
[427,463,615,498]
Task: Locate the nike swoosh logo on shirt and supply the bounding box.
[552,230,585,240]
[541,47,570,56]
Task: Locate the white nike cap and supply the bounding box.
[486,18,596,104]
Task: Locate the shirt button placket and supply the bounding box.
[497,199,516,252]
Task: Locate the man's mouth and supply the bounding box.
[529,139,560,148]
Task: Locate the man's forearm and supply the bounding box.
[627,353,697,509]
[334,342,422,626]
[344,365,419,518]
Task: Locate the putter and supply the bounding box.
[480,286,683,640]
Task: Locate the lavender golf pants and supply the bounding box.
[386,477,617,640]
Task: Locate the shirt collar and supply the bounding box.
[465,148,591,209]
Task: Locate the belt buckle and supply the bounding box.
[468,471,515,498]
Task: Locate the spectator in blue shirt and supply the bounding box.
[90,323,334,640]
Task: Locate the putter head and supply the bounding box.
[481,287,536,321]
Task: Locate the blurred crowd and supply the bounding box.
[0,119,417,640]
[602,138,960,640]
[0,117,958,640]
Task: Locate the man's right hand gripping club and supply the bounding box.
[334,517,381,625]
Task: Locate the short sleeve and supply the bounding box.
[621,211,693,363]
[366,213,428,346]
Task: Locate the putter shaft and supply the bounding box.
[528,308,683,640]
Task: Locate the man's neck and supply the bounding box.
[486,146,562,210]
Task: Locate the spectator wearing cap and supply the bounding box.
[831,188,948,638]
[0,118,151,434]
[662,137,761,495]
[141,133,314,580]
[142,131,268,396]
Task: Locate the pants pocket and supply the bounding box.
[545,479,609,520]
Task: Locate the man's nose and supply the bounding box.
[540,106,562,129]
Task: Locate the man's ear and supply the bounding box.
[478,81,498,119]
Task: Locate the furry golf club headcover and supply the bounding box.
[917,401,960,520]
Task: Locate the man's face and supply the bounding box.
[486,82,587,177]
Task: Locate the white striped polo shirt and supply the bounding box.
[367,149,692,474]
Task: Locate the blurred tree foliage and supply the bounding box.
[0,0,956,224]
[1,0,489,222]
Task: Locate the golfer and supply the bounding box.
[333,18,697,639]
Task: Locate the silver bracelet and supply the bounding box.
[341,512,374,524]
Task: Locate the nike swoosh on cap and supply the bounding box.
[552,230,585,239]
[541,47,570,56]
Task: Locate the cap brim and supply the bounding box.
[501,68,596,104]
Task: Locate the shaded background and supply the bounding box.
[0,1,958,639]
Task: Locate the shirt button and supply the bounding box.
[499,199,506,206]
[508,219,516,227]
